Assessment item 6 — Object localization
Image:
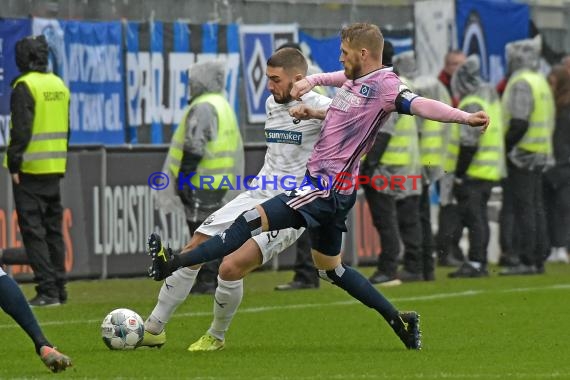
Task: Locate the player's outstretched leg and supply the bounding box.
[319,263,422,349]
[188,276,244,352]
[40,346,72,373]
[140,329,166,348]
[148,233,174,281]
[0,273,75,367]
[142,233,204,348]
[395,311,422,350]
[141,265,202,348]
[188,333,225,352]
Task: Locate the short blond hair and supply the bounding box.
[340,23,383,59]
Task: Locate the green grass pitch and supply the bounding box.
[1,264,570,379]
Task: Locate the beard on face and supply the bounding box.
[344,61,361,80]
[273,82,294,104]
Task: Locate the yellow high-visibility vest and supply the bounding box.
[380,114,418,166]
[458,94,504,181]
[168,93,241,189]
[502,69,554,154]
[3,72,69,174]
[444,124,460,173]
[420,118,445,169]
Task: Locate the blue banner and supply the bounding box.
[33,18,125,145]
[125,21,241,144]
[299,29,412,76]
[0,18,32,146]
[457,0,529,84]
[385,35,414,56]
[298,31,342,74]
[239,25,298,124]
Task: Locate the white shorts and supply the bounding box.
[196,191,305,264]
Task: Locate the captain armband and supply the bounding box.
[395,89,419,115]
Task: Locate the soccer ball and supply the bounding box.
[101,308,144,350]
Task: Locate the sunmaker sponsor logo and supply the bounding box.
[265,129,302,145]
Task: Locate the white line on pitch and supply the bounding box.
[0,283,569,329]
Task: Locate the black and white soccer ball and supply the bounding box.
[101,308,144,350]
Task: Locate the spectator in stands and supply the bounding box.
[3,35,70,307]
[446,55,505,278]
[543,65,570,263]
[156,59,244,294]
[499,36,554,276]
[438,50,466,107]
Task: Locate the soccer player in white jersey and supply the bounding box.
[140,47,331,350]
[149,23,489,350]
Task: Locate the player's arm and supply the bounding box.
[291,71,347,99]
[397,88,489,132]
[410,95,489,131]
[289,104,328,120]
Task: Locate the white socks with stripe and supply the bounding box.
[207,277,243,341]
[145,267,199,334]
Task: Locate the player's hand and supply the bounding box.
[290,78,313,100]
[11,173,20,184]
[467,110,490,133]
[289,104,313,120]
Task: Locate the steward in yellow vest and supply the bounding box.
[3,35,71,307]
[454,93,504,182]
[499,36,555,275]
[160,59,244,232]
[502,69,554,167]
[447,55,502,279]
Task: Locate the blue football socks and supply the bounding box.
[0,275,51,354]
[324,264,402,327]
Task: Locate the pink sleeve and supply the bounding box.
[306,71,347,88]
[410,96,470,124]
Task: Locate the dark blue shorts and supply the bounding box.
[261,175,357,256]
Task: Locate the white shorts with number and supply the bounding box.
[195,191,305,264]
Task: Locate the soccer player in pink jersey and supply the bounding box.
[148,23,489,350]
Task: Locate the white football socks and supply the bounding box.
[145,267,199,334]
[208,277,243,341]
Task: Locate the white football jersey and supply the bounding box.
[250,91,331,198]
